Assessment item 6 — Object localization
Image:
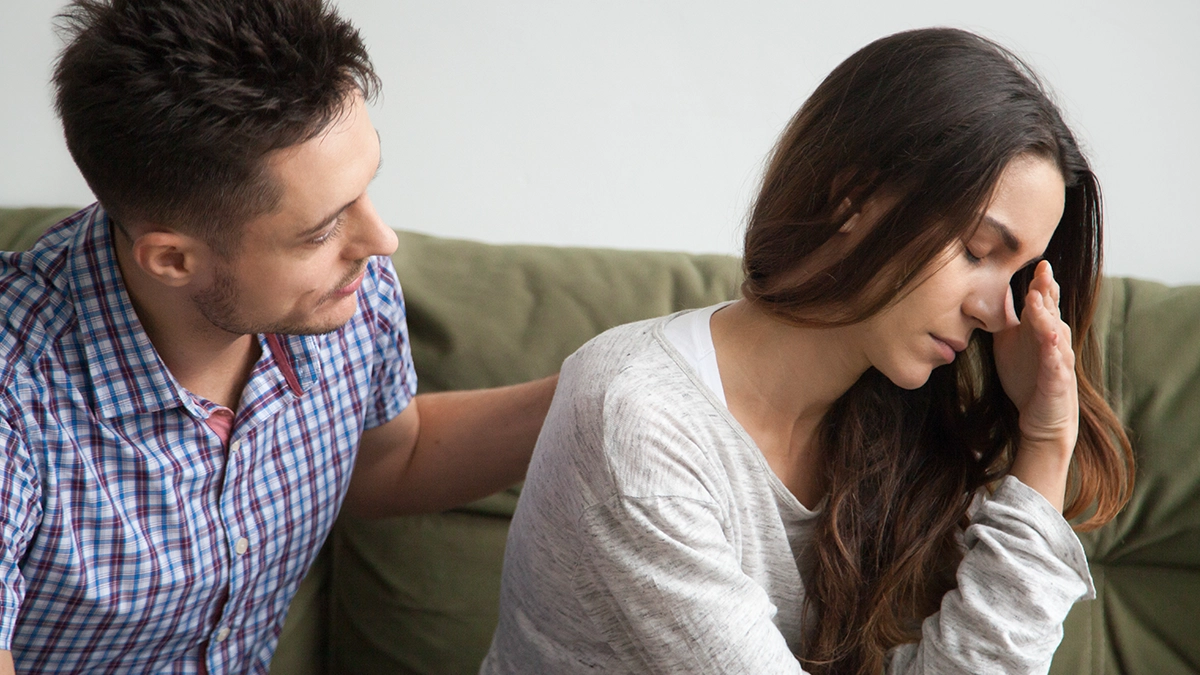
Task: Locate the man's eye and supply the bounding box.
[313,216,345,245]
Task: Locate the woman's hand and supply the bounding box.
[992,260,1079,511]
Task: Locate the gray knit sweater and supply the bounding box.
[482,314,1094,674]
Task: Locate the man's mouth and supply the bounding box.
[329,266,367,299]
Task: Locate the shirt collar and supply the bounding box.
[68,205,201,419]
[265,333,318,396]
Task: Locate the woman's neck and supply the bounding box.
[710,299,868,507]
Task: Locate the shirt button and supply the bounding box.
[229,439,242,454]
[234,537,250,555]
[215,626,231,642]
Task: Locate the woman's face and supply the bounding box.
[854,153,1067,390]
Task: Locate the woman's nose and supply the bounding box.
[969,283,1020,333]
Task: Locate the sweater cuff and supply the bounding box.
[988,475,1096,600]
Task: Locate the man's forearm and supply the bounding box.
[393,374,558,513]
[350,374,558,517]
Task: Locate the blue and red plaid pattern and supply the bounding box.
[0,205,417,673]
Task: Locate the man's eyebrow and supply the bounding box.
[983,214,1045,268]
[297,139,384,239]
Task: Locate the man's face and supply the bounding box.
[193,93,398,336]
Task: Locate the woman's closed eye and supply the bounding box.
[962,241,984,264]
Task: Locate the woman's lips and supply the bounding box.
[931,334,965,363]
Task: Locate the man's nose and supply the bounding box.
[345,194,398,260]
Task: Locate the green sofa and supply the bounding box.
[2,207,1198,674]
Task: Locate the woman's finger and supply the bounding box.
[1029,260,1050,294]
[1045,261,1060,303]
[1027,287,1056,338]
[1025,262,1056,319]
[1045,287,1059,320]
[1038,261,1061,320]
[1029,290,1075,373]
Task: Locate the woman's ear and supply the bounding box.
[840,202,861,233]
[830,167,888,234]
[840,187,902,237]
[832,196,861,232]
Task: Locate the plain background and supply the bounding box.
[2,1,1197,284]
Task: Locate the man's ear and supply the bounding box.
[129,230,206,288]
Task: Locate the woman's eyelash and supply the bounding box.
[962,242,983,263]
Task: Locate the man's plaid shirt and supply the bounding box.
[0,204,417,673]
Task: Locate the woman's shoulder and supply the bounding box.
[562,313,715,419]
[544,314,745,502]
[566,315,670,371]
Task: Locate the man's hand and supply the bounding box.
[993,260,1079,511]
[342,374,559,518]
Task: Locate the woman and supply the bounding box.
[482,28,1133,675]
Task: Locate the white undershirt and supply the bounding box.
[662,302,734,409]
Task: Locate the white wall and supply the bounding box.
[2,1,1197,284]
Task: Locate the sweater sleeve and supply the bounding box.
[886,475,1095,674]
[572,471,1090,675]
[574,492,809,675]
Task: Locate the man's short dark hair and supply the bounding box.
[53,0,380,251]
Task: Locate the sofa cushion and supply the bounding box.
[1052,278,1200,675]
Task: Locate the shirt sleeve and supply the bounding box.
[362,255,418,430]
[0,415,42,650]
[886,475,1095,674]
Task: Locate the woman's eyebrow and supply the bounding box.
[985,214,1047,268]
[983,215,1021,253]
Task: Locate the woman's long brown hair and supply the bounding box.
[740,28,1134,674]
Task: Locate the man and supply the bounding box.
[0,1,556,672]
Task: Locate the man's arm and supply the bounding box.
[0,417,38,675]
[343,374,558,518]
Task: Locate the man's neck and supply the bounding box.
[112,237,261,411]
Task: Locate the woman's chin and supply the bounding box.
[882,364,936,391]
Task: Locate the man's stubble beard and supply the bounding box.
[192,260,366,337]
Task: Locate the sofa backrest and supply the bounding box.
[2,207,1197,674]
[1057,277,1200,674]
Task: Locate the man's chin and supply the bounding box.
[262,303,358,336]
[279,320,352,337]
[275,315,355,337]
